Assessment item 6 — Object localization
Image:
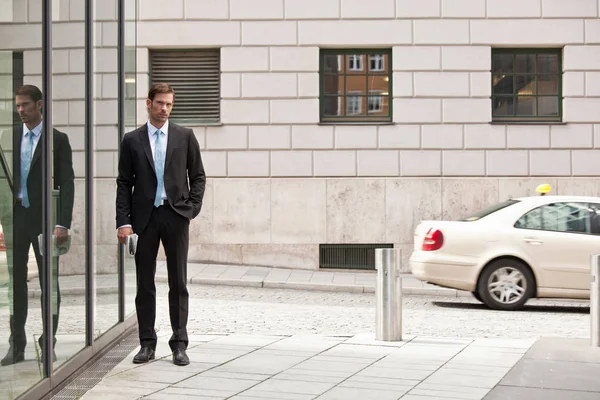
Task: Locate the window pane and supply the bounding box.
[368,54,387,72]
[492,53,513,74]
[345,75,366,94]
[367,95,384,113]
[323,96,342,116]
[533,203,591,233]
[347,54,365,73]
[516,75,536,95]
[323,54,340,73]
[537,53,559,74]
[493,74,513,95]
[346,95,365,115]
[538,96,559,116]
[368,75,389,93]
[492,96,514,116]
[323,75,342,95]
[515,96,536,116]
[538,74,559,95]
[590,203,600,235]
[515,54,536,73]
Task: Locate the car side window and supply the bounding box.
[515,202,593,234]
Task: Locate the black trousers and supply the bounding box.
[135,202,190,351]
[8,203,60,352]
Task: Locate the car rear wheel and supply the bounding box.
[471,291,483,303]
[477,259,535,311]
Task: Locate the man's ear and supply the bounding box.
[36,100,43,111]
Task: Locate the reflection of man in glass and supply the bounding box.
[0,85,74,366]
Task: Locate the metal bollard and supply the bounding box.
[592,254,600,347]
[375,248,402,341]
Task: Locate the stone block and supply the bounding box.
[471,72,492,97]
[188,244,243,265]
[393,46,441,71]
[298,73,319,97]
[555,178,600,196]
[498,178,558,200]
[221,73,241,98]
[271,151,312,176]
[396,0,440,17]
[394,99,442,123]
[230,0,284,19]
[221,100,270,124]
[586,20,600,44]
[271,99,319,124]
[139,0,183,19]
[326,179,386,242]
[357,150,399,176]
[242,73,297,98]
[190,179,214,244]
[335,126,377,149]
[386,178,442,244]
[507,125,550,149]
[394,72,413,97]
[284,0,340,19]
[379,125,420,149]
[249,126,291,149]
[441,178,499,220]
[222,47,269,72]
[401,150,442,176]
[564,46,600,70]
[487,0,541,17]
[464,124,506,149]
[138,21,240,46]
[299,20,412,45]
[564,98,600,123]
[342,0,395,18]
[414,20,470,44]
[585,71,600,96]
[422,125,464,149]
[314,151,356,176]
[228,151,270,177]
[292,125,334,149]
[542,0,597,17]
[551,124,593,148]
[572,150,600,176]
[52,22,85,48]
[271,179,326,243]
[486,151,529,176]
[441,0,486,17]
[242,244,319,269]
[270,47,319,72]
[563,72,585,97]
[530,150,572,176]
[441,46,491,71]
[201,151,227,177]
[213,179,271,243]
[443,99,491,123]
[414,72,469,97]
[184,0,229,19]
[472,20,584,45]
[242,21,297,45]
[442,151,485,176]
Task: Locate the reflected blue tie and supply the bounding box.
[154,129,166,207]
[21,131,35,208]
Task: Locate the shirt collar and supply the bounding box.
[22,121,43,138]
[147,120,169,137]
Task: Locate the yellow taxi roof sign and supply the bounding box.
[536,183,552,195]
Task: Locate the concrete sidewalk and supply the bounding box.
[78,332,537,400]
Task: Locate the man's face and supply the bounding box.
[146,93,174,125]
[16,95,42,124]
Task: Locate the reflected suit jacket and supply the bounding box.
[12,126,75,230]
[115,123,206,235]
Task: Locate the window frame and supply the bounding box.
[514,202,600,235]
[491,48,563,123]
[320,49,393,123]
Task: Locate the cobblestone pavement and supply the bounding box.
[151,285,590,340]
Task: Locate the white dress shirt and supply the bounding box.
[18,122,42,199]
[147,120,168,201]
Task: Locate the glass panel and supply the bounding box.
[537,53,559,74]
[367,95,385,114]
[323,96,342,116]
[538,96,559,116]
[367,75,389,93]
[516,75,536,95]
[323,75,342,95]
[492,96,514,117]
[368,54,387,72]
[347,54,365,73]
[493,75,513,95]
[93,0,120,339]
[515,54,536,74]
[492,53,513,74]
[53,0,85,370]
[515,96,536,116]
[345,75,366,95]
[538,75,559,95]
[323,54,340,73]
[346,95,365,116]
[0,6,46,396]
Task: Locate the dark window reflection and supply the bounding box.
[491,50,561,121]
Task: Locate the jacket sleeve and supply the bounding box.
[54,131,75,229]
[187,129,205,219]
[116,134,134,228]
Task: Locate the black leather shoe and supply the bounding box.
[133,346,155,364]
[172,349,189,366]
[1,347,25,366]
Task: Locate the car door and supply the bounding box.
[513,202,600,291]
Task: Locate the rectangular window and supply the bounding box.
[492,49,562,122]
[150,49,220,124]
[320,49,392,123]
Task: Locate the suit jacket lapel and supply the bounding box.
[165,124,176,172]
[140,125,156,174]
[13,127,22,197]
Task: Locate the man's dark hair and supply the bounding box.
[16,85,43,103]
[148,82,175,101]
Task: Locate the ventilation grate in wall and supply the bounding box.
[319,243,394,270]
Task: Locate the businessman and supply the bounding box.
[1,84,75,366]
[116,83,205,366]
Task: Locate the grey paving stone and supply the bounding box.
[248,378,336,395]
[422,370,503,389]
[276,371,346,384]
[337,379,415,392]
[524,337,600,364]
[198,370,272,381]
[401,395,467,400]
[409,387,489,399]
[147,387,231,399]
[484,386,600,400]
[500,358,600,392]
[292,359,369,374]
[356,365,433,381]
[209,334,284,347]
[231,390,315,400]
[114,368,198,384]
[173,376,260,393]
[215,353,309,374]
[415,382,490,398]
[283,367,353,379]
[319,343,395,359]
[316,387,403,400]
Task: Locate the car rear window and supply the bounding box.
[459,199,520,222]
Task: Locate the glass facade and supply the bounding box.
[0,1,138,398]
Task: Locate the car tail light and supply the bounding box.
[0,232,5,252]
[422,228,443,251]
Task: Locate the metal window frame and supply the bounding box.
[491,48,563,123]
[320,49,393,123]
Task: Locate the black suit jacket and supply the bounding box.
[116,122,206,234]
[12,126,75,229]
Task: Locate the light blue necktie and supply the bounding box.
[21,131,35,208]
[153,129,166,207]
